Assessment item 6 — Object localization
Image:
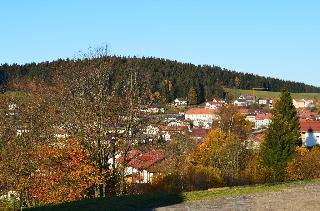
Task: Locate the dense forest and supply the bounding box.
[0,56,319,103]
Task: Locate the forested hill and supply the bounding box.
[0,56,319,103]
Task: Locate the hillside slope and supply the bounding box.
[1,57,319,103]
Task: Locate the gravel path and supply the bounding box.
[153,183,320,211]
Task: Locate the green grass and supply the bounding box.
[225,88,320,100]
[27,179,320,211]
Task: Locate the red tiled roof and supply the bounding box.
[185,108,217,115]
[239,109,250,114]
[116,149,142,163]
[127,150,164,170]
[297,109,318,119]
[255,113,272,120]
[191,128,209,138]
[300,121,320,132]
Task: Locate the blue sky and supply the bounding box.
[0,0,319,86]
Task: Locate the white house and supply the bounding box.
[167,119,189,127]
[254,113,272,129]
[293,99,306,108]
[300,121,320,147]
[293,99,314,109]
[237,95,256,105]
[185,108,218,127]
[174,98,188,107]
[143,125,160,136]
[205,101,224,109]
[258,98,273,107]
[233,99,248,107]
[245,114,256,123]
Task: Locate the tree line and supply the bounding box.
[1,56,320,104]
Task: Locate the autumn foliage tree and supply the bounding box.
[190,128,253,186]
[286,147,320,180]
[188,86,198,105]
[30,139,100,204]
[213,104,252,141]
[188,105,255,187]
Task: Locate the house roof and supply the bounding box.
[293,99,305,103]
[211,98,225,102]
[191,128,209,138]
[185,108,217,115]
[300,121,320,132]
[297,109,318,119]
[127,150,164,170]
[239,109,261,115]
[255,113,272,120]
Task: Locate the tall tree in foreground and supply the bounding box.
[261,89,301,181]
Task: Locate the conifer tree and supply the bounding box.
[261,89,301,181]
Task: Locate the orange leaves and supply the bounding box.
[29,139,100,205]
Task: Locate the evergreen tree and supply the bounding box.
[188,86,198,105]
[261,89,302,181]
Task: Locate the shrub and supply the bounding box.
[151,165,223,192]
[286,147,320,180]
[182,165,224,191]
[241,154,274,184]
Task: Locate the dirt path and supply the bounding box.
[154,183,320,210]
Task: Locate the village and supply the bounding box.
[142,95,319,145]
[111,94,320,184]
[4,93,319,186]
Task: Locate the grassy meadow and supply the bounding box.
[225,88,320,100]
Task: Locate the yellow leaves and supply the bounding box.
[191,129,233,166]
[316,99,320,113]
[295,147,308,156]
[234,76,241,88]
[148,91,161,101]
[286,147,320,180]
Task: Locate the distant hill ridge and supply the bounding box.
[0,56,319,103]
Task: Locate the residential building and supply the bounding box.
[118,150,164,184]
[293,99,314,109]
[191,127,209,142]
[159,125,189,141]
[258,98,273,108]
[174,98,188,107]
[233,99,248,107]
[254,113,272,129]
[205,101,224,109]
[185,108,218,127]
[300,121,320,147]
